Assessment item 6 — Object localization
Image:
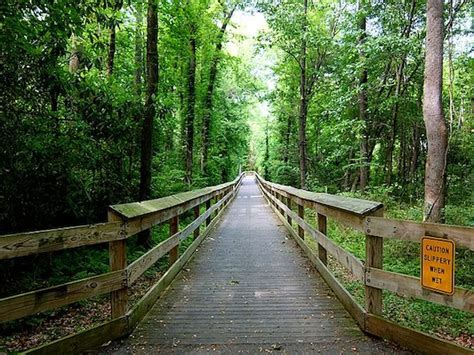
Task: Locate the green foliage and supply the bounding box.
[255,0,472,210]
[0,0,259,307]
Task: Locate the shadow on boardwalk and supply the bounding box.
[103,176,407,354]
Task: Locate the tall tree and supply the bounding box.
[298,0,308,189]
[138,0,159,247]
[358,0,369,192]
[200,4,236,175]
[184,21,197,185]
[134,3,144,93]
[422,0,448,222]
[107,0,123,76]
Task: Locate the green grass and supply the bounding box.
[299,203,473,342]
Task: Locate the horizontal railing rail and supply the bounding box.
[255,172,473,355]
[0,173,245,353]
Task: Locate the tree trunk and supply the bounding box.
[283,114,292,164]
[201,6,236,174]
[385,60,405,186]
[423,0,448,223]
[184,30,197,186]
[130,4,144,187]
[264,123,270,179]
[409,123,420,181]
[107,25,116,76]
[343,148,354,191]
[138,0,159,248]
[134,4,144,94]
[69,34,81,73]
[106,1,123,76]
[298,0,308,189]
[384,0,417,186]
[358,0,369,192]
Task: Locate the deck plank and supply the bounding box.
[104,176,406,354]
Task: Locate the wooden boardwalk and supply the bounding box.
[105,176,402,354]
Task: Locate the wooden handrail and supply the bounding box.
[0,222,124,260]
[255,172,473,354]
[364,216,473,250]
[109,175,242,220]
[126,188,235,284]
[0,271,126,323]
[4,172,471,354]
[263,184,365,280]
[0,174,244,260]
[257,174,383,216]
[0,173,245,353]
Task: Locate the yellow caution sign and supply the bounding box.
[421,237,455,295]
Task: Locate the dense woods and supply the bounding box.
[0,0,472,351]
[255,0,471,224]
[0,0,253,235]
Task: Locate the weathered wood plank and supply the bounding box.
[256,173,383,216]
[364,216,474,250]
[0,222,123,260]
[0,175,244,261]
[108,211,128,320]
[124,181,241,237]
[297,203,305,239]
[258,177,368,232]
[124,193,217,237]
[24,316,128,355]
[365,209,384,317]
[127,235,180,285]
[127,187,237,332]
[317,213,328,265]
[0,271,126,323]
[193,205,200,239]
[111,174,244,238]
[259,183,366,329]
[365,314,472,355]
[205,200,211,226]
[127,191,234,285]
[168,216,179,267]
[286,196,292,225]
[366,268,473,313]
[262,187,365,281]
[111,174,243,220]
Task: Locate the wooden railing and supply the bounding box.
[0,173,244,354]
[255,173,473,355]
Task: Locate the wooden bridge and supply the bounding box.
[0,173,472,354]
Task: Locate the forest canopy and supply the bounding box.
[0,0,473,352]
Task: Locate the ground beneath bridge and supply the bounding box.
[103,176,404,354]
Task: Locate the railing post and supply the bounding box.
[278,193,284,215]
[213,195,219,217]
[169,215,179,267]
[286,197,292,226]
[219,191,224,211]
[298,204,304,239]
[206,199,211,226]
[193,205,200,239]
[108,211,128,319]
[365,209,384,315]
[317,213,328,265]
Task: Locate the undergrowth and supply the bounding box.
[300,200,473,346]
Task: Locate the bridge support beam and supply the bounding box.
[193,205,200,240]
[169,215,179,266]
[317,213,328,265]
[278,194,284,215]
[206,200,211,226]
[108,211,128,319]
[298,204,305,239]
[286,197,292,226]
[365,209,384,316]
